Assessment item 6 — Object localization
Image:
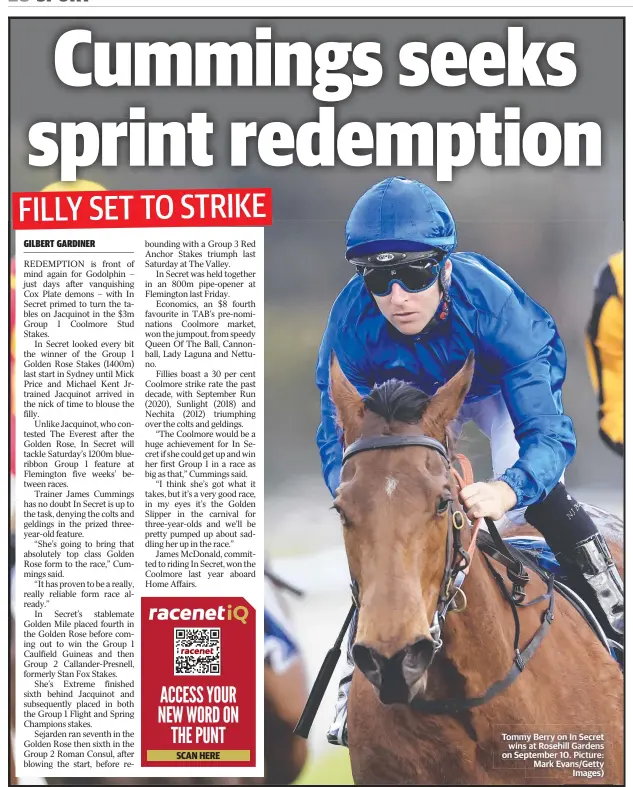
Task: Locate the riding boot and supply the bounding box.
[525,483,624,643]
[327,606,357,747]
[556,533,624,640]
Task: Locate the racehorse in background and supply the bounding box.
[328,352,623,785]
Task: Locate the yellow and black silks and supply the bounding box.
[585,251,623,456]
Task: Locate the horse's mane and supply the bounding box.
[363,379,456,452]
[363,379,430,424]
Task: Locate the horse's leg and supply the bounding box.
[262,662,309,785]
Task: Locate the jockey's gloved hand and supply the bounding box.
[459,480,518,521]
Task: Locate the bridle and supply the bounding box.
[343,434,474,652]
[341,432,556,714]
[294,430,557,739]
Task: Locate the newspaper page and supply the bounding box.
[7,4,625,786]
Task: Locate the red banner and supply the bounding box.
[141,597,256,768]
[12,189,272,229]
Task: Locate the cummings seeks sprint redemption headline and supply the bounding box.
[29,26,600,181]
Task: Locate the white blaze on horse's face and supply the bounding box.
[385,476,398,497]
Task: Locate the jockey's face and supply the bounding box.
[373,260,451,335]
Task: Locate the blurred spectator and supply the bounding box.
[585,251,624,456]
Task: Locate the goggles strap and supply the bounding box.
[439,264,451,303]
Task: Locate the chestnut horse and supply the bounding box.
[329,352,623,785]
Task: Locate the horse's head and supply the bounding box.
[330,352,474,705]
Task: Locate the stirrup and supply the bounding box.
[326,607,357,748]
[559,533,624,642]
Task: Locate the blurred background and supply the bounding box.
[11,17,623,784]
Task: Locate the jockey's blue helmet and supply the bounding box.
[345,177,457,260]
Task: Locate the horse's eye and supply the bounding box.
[338,510,351,528]
[332,503,351,528]
[436,497,451,514]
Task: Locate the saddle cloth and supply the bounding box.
[503,535,561,575]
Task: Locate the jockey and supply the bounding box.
[316,177,624,746]
[585,251,623,457]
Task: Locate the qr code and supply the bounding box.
[174,628,221,675]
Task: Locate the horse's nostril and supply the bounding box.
[352,643,384,689]
[353,638,435,701]
[353,643,378,673]
[402,637,435,688]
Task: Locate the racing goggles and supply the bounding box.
[350,250,444,297]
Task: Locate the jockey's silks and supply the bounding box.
[585,251,623,457]
[316,252,575,509]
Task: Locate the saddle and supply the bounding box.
[451,454,621,663]
[488,531,621,662]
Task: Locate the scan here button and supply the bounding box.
[146,750,251,762]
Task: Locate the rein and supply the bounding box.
[451,454,481,573]
[342,432,556,716]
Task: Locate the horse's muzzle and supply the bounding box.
[353,637,436,704]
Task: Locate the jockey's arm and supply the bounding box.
[316,302,373,497]
[479,291,577,509]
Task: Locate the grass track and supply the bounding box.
[294,748,353,785]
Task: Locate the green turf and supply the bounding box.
[294,748,353,785]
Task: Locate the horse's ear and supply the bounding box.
[422,351,475,440]
[330,352,364,445]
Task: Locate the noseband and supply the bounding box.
[341,432,556,714]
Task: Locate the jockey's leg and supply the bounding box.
[525,485,623,642]
[477,393,623,642]
[327,602,358,747]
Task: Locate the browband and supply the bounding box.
[342,434,449,465]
